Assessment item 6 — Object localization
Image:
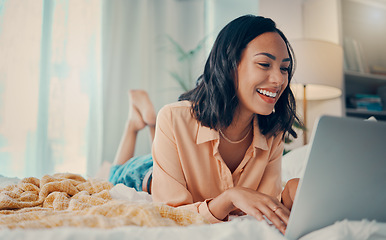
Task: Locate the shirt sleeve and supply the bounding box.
[256,133,284,200]
[151,105,222,223]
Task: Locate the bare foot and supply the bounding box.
[128,104,147,132]
[128,90,157,127]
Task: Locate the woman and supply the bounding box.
[110,15,300,234]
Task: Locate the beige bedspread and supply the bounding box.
[0,173,207,229]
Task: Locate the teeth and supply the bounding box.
[257,89,277,98]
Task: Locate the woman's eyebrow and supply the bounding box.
[255,52,276,60]
[255,52,291,62]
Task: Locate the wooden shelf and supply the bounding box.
[340,0,386,122]
[345,71,386,86]
[344,71,386,104]
[346,108,386,121]
[345,70,386,80]
[346,108,386,116]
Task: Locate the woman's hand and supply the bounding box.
[208,187,290,234]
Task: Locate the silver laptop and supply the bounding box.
[285,115,386,240]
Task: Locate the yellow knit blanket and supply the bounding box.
[0,173,207,229]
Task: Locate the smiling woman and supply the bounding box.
[149,15,301,234]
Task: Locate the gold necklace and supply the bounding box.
[219,127,252,144]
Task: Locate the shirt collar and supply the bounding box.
[196,123,218,144]
[196,116,269,151]
[252,116,269,151]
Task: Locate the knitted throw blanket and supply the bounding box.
[0,173,207,229]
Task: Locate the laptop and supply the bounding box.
[285,115,386,240]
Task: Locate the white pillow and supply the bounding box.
[282,145,308,184]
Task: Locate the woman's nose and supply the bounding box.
[270,68,286,86]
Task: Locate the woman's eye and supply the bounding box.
[280,67,290,73]
[258,63,270,68]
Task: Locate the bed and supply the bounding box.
[1,146,385,240]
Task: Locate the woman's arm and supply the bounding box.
[281,178,299,210]
[208,186,290,234]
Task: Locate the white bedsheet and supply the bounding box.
[1,178,386,240]
[1,214,385,240]
[0,217,285,240]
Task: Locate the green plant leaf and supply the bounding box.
[284,137,292,144]
[169,71,189,91]
[293,120,306,130]
[166,35,189,62]
[165,35,208,92]
[283,149,291,155]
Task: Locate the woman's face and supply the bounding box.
[236,31,290,116]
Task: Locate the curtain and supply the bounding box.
[0,0,102,178]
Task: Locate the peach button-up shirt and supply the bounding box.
[151,101,284,223]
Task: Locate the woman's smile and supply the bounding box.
[256,88,280,104]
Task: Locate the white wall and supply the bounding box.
[303,0,342,44]
[204,0,259,54]
[258,0,304,40]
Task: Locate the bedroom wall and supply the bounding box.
[258,0,304,40]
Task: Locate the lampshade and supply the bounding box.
[290,39,343,100]
[290,39,343,145]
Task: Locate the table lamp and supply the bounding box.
[290,39,343,144]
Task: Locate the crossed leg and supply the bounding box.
[113,90,157,165]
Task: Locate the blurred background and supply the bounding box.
[1,0,384,178]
